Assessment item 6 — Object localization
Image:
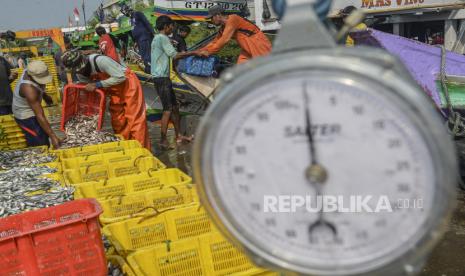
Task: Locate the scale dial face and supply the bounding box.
[195,69,455,275]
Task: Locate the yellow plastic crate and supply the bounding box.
[165,204,216,240]
[52,140,142,159]
[127,238,206,276]
[99,183,198,224]
[0,118,21,131]
[2,131,25,142]
[0,114,15,122]
[0,139,27,150]
[37,161,63,173]
[200,232,264,276]
[61,148,152,170]
[74,168,190,199]
[236,272,281,276]
[2,125,22,134]
[106,255,136,276]
[0,137,26,145]
[42,173,65,183]
[99,140,143,153]
[63,156,166,184]
[102,203,214,255]
[102,211,171,254]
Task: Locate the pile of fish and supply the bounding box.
[0,166,74,218]
[0,147,55,170]
[107,262,124,276]
[62,114,120,148]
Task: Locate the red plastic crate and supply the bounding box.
[60,84,106,131]
[0,199,107,276]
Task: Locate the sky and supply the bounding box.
[0,0,103,31]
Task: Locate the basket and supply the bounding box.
[61,148,152,170]
[37,161,63,173]
[199,232,264,275]
[60,84,106,131]
[177,56,219,77]
[52,140,142,159]
[99,183,198,224]
[102,204,215,255]
[0,132,26,146]
[106,255,136,276]
[165,204,216,240]
[102,210,170,255]
[42,173,66,184]
[74,168,191,200]
[0,115,21,133]
[126,237,206,275]
[0,139,28,150]
[0,199,107,275]
[3,130,24,138]
[63,156,166,184]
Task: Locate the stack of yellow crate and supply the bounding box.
[0,115,27,150]
[44,139,276,275]
[10,68,22,92]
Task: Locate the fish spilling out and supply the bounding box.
[107,262,124,276]
[0,147,54,170]
[62,115,120,148]
[0,166,74,217]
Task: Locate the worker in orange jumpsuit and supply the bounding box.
[194,5,272,64]
[95,26,122,64]
[61,50,151,149]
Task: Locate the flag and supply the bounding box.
[73,7,80,21]
[82,0,87,27]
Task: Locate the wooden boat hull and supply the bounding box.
[134,70,209,121]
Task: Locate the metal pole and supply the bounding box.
[82,0,87,30]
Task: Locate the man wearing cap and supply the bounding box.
[61,50,151,150]
[12,61,61,148]
[194,5,272,64]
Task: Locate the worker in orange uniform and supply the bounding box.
[61,50,151,149]
[194,5,272,64]
[95,26,122,64]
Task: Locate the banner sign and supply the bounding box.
[331,0,465,14]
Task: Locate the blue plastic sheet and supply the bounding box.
[177,56,219,77]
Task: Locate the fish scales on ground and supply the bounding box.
[0,166,74,217]
[62,114,120,148]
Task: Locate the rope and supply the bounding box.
[440,45,465,137]
[136,206,176,224]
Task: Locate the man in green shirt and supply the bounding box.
[151,15,194,148]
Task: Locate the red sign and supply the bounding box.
[31,30,54,38]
